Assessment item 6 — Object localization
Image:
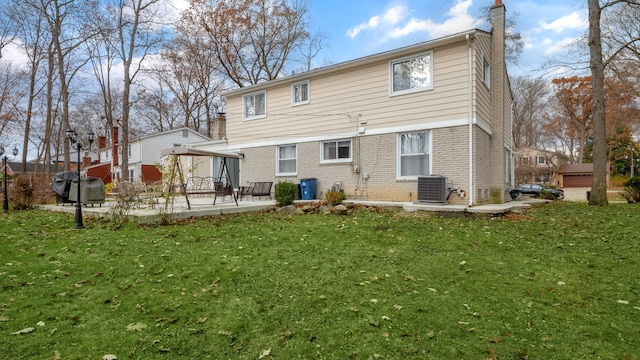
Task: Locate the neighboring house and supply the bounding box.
[6,162,63,175]
[558,163,611,188]
[515,147,568,186]
[193,1,514,206]
[88,127,211,184]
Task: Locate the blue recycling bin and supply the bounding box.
[300,178,317,200]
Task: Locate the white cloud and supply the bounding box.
[347,0,482,42]
[388,0,481,39]
[539,11,586,34]
[0,42,29,69]
[542,36,578,56]
[347,4,408,39]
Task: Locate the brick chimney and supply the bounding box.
[82,155,92,169]
[97,135,106,162]
[212,112,227,140]
[112,126,119,166]
[490,0,508,202]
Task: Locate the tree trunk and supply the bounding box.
[588,0,609,205]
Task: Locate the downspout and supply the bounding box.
[510,103,515,187]
[466,33,474,207]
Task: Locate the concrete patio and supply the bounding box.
[36,194,542,224]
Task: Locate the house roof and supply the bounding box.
[6,161,63,174]
[222,28,486,97]
[558,163,611,174]
[99,127,211,150]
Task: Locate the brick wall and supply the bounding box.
[239,125,473,204]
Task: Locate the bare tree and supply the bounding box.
[0,6,16,59]
[154,24,225,136]
[109,0,168,181]
[511,75,549,149]
[27,0,98,171]
[182,0,312,87]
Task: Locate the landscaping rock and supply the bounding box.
[333,204,348,215]
[277,205,297,214]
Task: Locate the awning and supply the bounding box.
[160,146,240,159]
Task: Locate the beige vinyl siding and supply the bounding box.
[474,35,492,126]
[503,65,513,149]
[226,43,472,147]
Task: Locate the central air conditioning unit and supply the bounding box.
[417,175,447,204]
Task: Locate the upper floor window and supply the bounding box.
[277,144,297,175]
[398,131,430,178]
[537,155,546,165]
[292,80,309,105]
[322,139,351,162]
[243,90,266,120]
[482,57,490,88]
[390,52,433,95]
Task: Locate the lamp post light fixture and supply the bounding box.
[66,128,95,229]
[1,144,19,212]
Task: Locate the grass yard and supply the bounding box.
[1,203,639,359]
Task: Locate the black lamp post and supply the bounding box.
[66,128,95,229]
[1,144,19,212]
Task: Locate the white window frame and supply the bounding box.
[389,51,433,96]
[537,155,546,165]
[243,90,267,120]
[397,131,431,179]
[482,57,490,88]
[292,80,310,106]
[276,144,297,176]
[321,139,352,163]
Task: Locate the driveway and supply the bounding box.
[562,187,590,201]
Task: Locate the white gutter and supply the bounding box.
[466,34,474,207]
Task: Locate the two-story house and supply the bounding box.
[515,147,569,186]
[192,0,513,206]
[88,127,211,184]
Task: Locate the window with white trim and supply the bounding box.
[482,57,490,88]
[243,90,266,120]
[537,155,546,165]
[292,80,309,105]
[390,52,433,95]
[398,131,430,178]
[322,139,351,162]
[277,144,297,175]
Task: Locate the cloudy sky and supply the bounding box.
[308,0,588,77]
[1,0,588,78]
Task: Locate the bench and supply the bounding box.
[184,181,237,205]
[238,182,273,201]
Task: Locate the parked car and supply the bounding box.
[513,184,564,200]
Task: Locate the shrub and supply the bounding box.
[325,190,346,206]
[539,190,555,200]
[622,176,640,203]
[105,182,116,194]
[275,181,297,206]
[10,175,36,210]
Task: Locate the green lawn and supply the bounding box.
[1,203,639,359]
